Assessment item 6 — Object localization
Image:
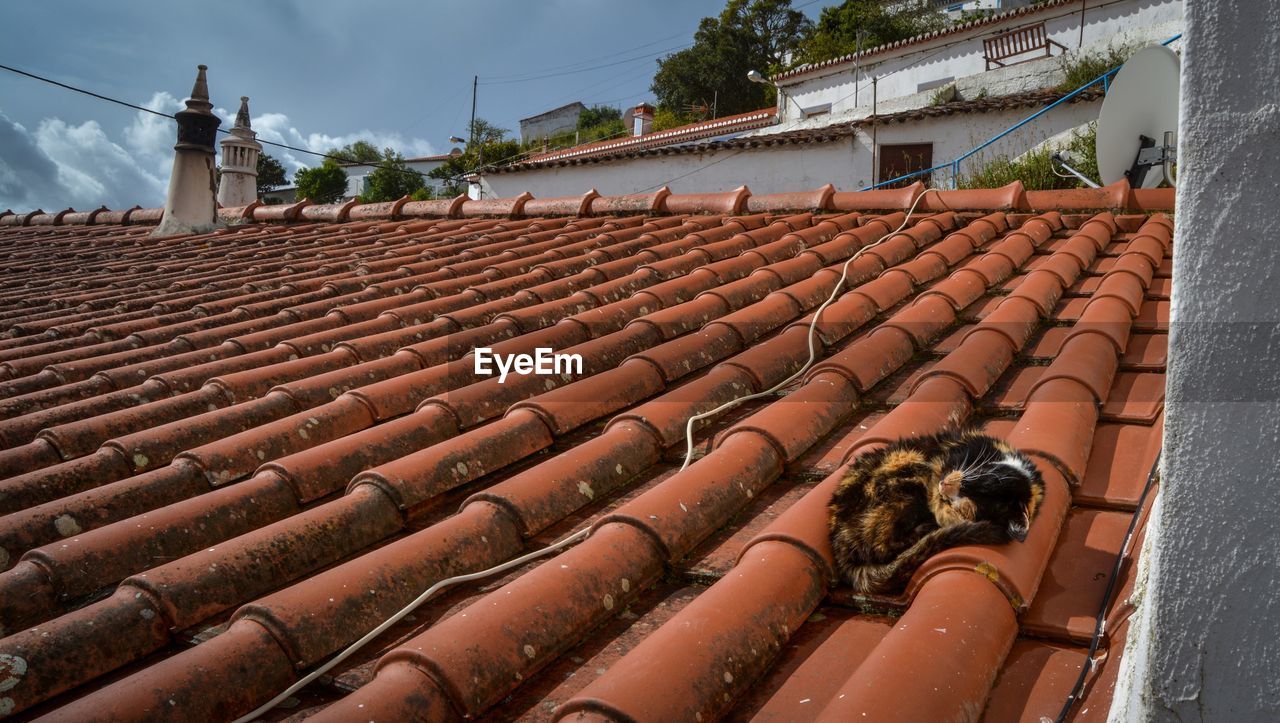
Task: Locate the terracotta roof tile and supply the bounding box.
[496,88,1105,172]
[0,188,1169,721]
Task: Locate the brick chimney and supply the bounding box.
[632,103,655,136]
[153,65,222,237]
[217,96,261,208]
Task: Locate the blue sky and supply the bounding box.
[0,0,841,211]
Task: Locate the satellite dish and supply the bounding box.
[1095,45,1181,188]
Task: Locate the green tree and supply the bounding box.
[652,107,693,132]
[798,0,947,65]
[361,147,426,203]
[652,0,810,118]
[576,105,626,142]
[256,153,287,196]
[293,160,348,204]
[429,118,522,195]
[328,140,381,164]
[578,105,621,129]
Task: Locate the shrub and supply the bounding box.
[928,85,956,107]
[1056,45,1133,92]
[652,107,693,132]
[959,123,1099,191]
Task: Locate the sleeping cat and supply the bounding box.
[828,427,1044,594]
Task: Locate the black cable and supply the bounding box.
[478,43,692,86]
[633,148,749,193]
[478,30,692,82]
[2,0,838,185]
[1,59,653,186]
[0,62,173,118]
[1054,450,1162,722]
[479,0,826,86]
[0,62,429,180]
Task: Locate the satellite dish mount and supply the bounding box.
[1125,130,1177,187]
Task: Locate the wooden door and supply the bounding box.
[878,143,934,187]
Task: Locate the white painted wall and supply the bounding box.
[520,103,586,145]
[342,157,452,199]
[482,98,1098,199]
[1110,1,1280,720]
[485,0,1180,201]
[777,0,1182,125]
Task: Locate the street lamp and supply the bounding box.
[747,69,805,119]
[448,136,466,145]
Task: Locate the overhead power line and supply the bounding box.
[478,42,692,86]
[0,61,430,180]
[2,1,840,189]
[479,29,692,82]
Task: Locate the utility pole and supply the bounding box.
[469,74,483,199]
[1079,0,1087,48]
[853,28,867,108]
[871,76,879,186]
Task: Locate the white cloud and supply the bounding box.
[0,112,69,212]
[0,96,438,211]
[124,92,185,180]
[0,109,166,211]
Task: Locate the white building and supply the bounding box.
[340,149,462,199]
[519,102,587,145]
[774,0,1182,126]
[483,0,1182,199]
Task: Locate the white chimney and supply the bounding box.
[153,65,222,237]
[632,103,655,136]
[217,96,262,208]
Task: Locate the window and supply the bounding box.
[801,103,832,118]
[878,143,934,187]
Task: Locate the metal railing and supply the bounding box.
[864,33,1183,191]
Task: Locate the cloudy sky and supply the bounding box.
[0,0,841,212]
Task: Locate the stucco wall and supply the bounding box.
[779,0,1181,122]
[1111,2,1280,721]
[482,99,1098,198]
[520,103,586,145]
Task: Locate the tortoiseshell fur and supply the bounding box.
[828,427,1045,594]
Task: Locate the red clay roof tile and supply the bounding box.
[0,190,1171,721]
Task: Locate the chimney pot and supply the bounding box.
[632,103,655,137]
[154,64,223,237]
[218,95,263,208]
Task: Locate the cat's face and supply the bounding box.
[937,435,1043,542]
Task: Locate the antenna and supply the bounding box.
[685,101,711,120]
[1095,45,1181,188]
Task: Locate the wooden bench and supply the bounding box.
[984,21,1066,70]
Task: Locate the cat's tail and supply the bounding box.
[843,521,1006,594]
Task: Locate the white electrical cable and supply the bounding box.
[234,526,590,723]
[241,188,940,721]
[678,187,940,471]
